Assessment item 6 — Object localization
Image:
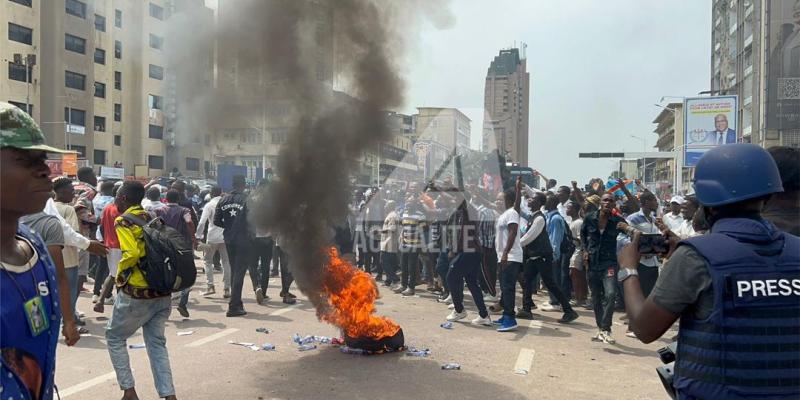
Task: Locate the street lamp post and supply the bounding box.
[629,134,647,187]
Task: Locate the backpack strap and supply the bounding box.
[121,213,148,227]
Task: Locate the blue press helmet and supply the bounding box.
[693,143,784,207]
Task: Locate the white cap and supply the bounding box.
[670,195,686,205]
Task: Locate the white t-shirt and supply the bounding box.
[495,208,523,263]
[662,212,684,232]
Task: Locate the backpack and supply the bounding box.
[121,213,196,293]
[559,217,577,259]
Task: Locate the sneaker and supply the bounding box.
[483,294,498,302]
[223,288,231,299]
[91,294,100,304]
[392,285,406,294]
[515,309,534,319]
[569,299,578,306]
[202,285,216,296]
[625,330,637,338]
[401,288,415,296]
[540,303,562,312]
[601,330,616,344]
[177,305,190,318]
[493,315,508,326]
[591,331,604,342]
[497,316,518,332]
[282,296,297,305]
[446,310,467,322]
[443,294,453,304]
[447,303,455,310]
[558,311,579,324]
[471,315,493,326]
[255,288,265,305]
[226,308,247,317]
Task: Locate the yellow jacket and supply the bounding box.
[115,205,149,288]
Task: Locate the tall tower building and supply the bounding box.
[482,47,530,166]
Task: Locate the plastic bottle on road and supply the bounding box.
[440,322,454,329]
[262,343,276,351]
[298,344,317,351]
[441,363,461,370]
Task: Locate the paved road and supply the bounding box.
[56,272,672,400]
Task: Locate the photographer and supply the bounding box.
[618,144,799,399]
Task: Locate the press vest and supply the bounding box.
[675,218,800,399]
[524,211,553,262]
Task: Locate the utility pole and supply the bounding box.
[13,53,36,114]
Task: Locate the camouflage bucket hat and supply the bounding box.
[0,101,68,153]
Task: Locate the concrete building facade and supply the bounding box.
[651,103,689,194]
[482,47,530,166]
[2,0,212,178]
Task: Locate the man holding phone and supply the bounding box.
[618,191,661,299]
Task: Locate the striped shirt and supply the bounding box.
[400,205,426,251]
[476,204,498,249]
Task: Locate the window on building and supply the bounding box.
[114,71,121,90]
[9,0,33,7]
[8,101,32,114]
[271,128,288,144]
[94,48,105,65]
[114,9,122,28]
[148,155,164,170]
[8,62,32,82]
[114,40,122,59]
[93,149,106,165]
[8,23,33,45]
[63,107,86,127]
[149,34,164,50]
[94,14,106,32]
[64,33,86,54]
[94,116,106,132]
[65,70,86,90]
[148,94,163,110]
[149,3,164,20]
[70,145,86,158]
[114,135,121,146]
[65,0,86,19]
[94,81,106,98]
[148,64,164,80]
[148,124,163,139]
[114,103,121,121]
[185,157,200,171]
[204,161,211,174]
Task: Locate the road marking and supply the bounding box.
[513,348,536,375]
[529,320,542,334]
[186,328,239,347]
[60,371,117,398]
[269,303,300,316]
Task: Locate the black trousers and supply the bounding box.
[226,241,258,310]
[447,252,488,318]
[479,246,498,296]
[274,245,294,293]
[521,257,574,314]
[253,237,274,289]
[93,255,109,296]
[400,250,421,288]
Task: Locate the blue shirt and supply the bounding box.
[1,224,62,400]
[547,210,565,259]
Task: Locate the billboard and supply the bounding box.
[765,0,800,131]
[683,96,738,167]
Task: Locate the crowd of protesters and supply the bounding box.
[2,100,799,399]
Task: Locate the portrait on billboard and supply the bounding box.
[766,0,800,131]
[683,96,738,167]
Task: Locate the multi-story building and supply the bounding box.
[710,0,800,149]
[2,0,212,178]
[415,107,471,153]
[651,103,689,195]
[482,47,530,166]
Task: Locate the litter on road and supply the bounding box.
[177,330,195,336]
[441,363,461,370]
[440,322,454,329]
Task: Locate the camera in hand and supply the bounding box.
[638,233,668,255]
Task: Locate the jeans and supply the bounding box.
[381,251,399,284]
[420,252,436,283]
[203,242,231,289]
[226,241,257,310]
[522,257,574,314]
[178,288,190,309]
[106,292,175,397]
[435,251,450,294]
[499,261,522,317]
[399,250,421,288]
[638,264,659,298]
[447,252,488,318]
[587,267,618,332]
[253,237,273,292]
[549,252,572,305]
[479,246,498,297]
[65,267,79,320]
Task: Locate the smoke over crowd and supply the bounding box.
[167,0,451,316]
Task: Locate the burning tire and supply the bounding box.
[344,328,404,353]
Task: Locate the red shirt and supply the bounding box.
[101,203,121,249]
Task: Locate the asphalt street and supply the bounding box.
[55,269,673,400]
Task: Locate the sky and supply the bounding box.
[403,0,712,185]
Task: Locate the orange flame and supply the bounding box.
[320,247,400,340]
